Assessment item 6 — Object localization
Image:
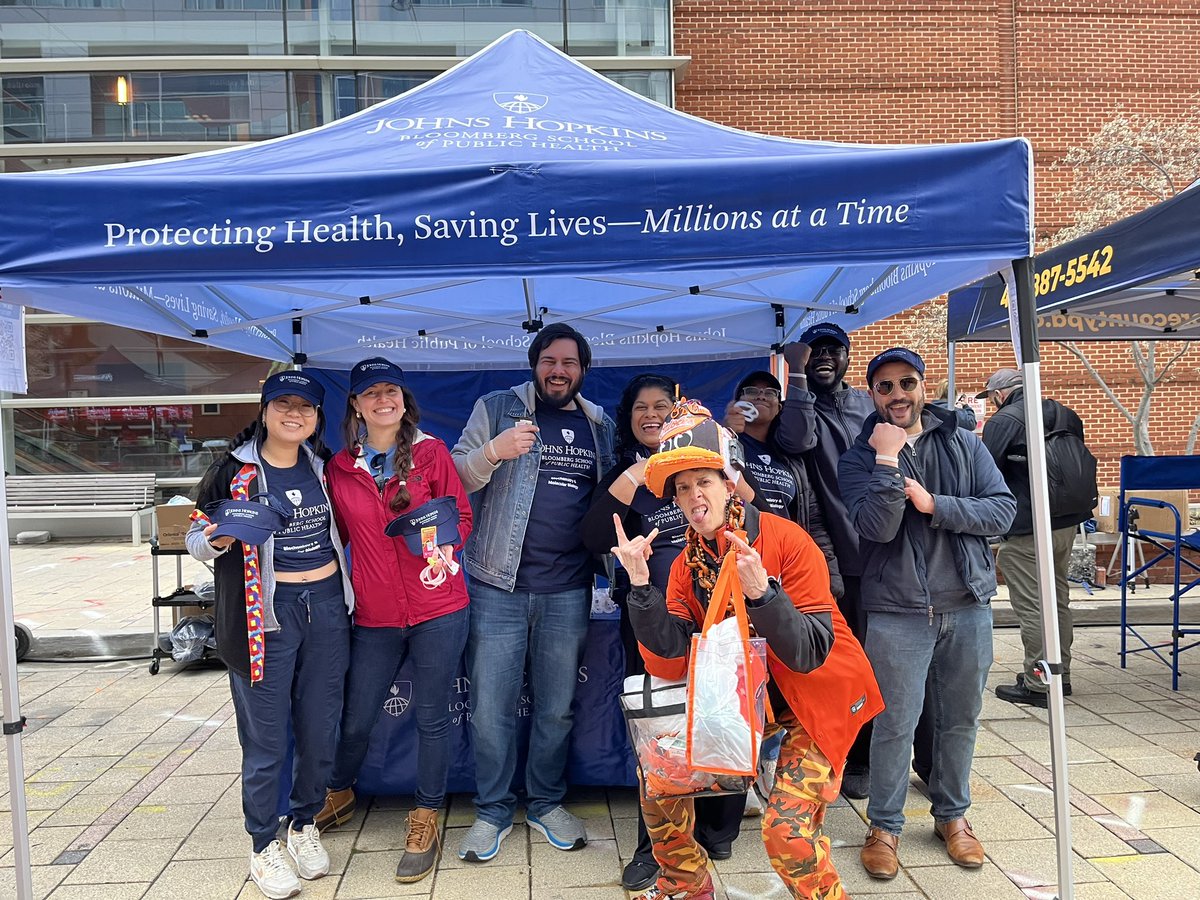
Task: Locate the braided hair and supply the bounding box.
[340,385,422,512]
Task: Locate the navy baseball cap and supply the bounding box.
[866,347,926,387]
[349,357,406,396]
[261,371,324,408]
[385,496,462,556]
[798,322,851,349]
[206,496,291,545]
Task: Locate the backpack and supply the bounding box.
[1044,405,1099,519]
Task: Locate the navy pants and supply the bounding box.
[228,574,350,852]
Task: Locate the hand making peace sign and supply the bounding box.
[724,530,770,600]
[610,513,659,588]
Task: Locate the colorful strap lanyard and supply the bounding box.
[190,462,266,684]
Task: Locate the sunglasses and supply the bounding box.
[811,344,847,360]
[740,387,780,401]
[873,376,922,396]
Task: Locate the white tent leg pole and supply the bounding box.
[1013,256,1074,899]
[947,340,956,401]
[0,409,34,899]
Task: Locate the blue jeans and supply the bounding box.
[865,604,993,835]
[466,582,590,827]
[228,575,350,853]
[329,606,468,809]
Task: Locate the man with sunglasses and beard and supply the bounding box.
[838,348,1014,881]
[452,323,615,864]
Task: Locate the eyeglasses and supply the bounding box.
[740,387,781,401]
[873,376,923,396]
[268,397,317,417]
[811,344,847,360]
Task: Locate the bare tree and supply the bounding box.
[1051,108,1200,453]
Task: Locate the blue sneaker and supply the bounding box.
[457,818,512,863]
[527,806,587,851]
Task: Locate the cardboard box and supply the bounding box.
[155,503,195,550]
[1125,489,1191,535]
[1092,490,1119,534]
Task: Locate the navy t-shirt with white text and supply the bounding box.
[515,401,598,592]
[261,460,337,571]
[739,433,797,519]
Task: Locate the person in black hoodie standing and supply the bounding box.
[978,368,1096,707]
[773,323,878,799]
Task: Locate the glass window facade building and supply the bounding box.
[0,0,680,481]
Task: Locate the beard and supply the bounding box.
[534,372,582,409]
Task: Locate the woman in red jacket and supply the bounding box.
[315,357,472,884]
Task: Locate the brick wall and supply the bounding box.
[673,1,1200,482]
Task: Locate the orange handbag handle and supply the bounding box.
[699,531,752,641]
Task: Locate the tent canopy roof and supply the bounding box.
[948,182,1200,343]
[0,30,1033,369]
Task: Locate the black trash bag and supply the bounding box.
[170,614,215,662]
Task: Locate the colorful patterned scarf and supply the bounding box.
[189,462,265,683]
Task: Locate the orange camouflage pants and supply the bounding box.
[639,715,845,900]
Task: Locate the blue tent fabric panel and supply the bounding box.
[0,30,1032,370]
[948,184,1200,342]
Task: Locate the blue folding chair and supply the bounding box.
[1119,455,1200,690]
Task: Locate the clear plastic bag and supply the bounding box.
[687,623,767,775]
[685,544,768,776]
[620,674,752,800]
[170,614,215,662]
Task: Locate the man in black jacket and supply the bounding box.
[979,368,1095,707]
[774,323,879,800]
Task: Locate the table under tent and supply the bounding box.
[0,28,1071,899]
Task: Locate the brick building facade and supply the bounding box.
[673,1,1200,487]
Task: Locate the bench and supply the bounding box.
[5,473,157,546]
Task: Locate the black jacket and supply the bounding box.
[981,387,1092,536]
[775,381,876,576]
[838,405,1016,615]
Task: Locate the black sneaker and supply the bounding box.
[704,841,732,861]
[1017,673,1071,696]
[841,764,869,800]
[995,679,1048,707]
[622,857,660,891]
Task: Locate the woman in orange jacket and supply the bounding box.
[611,399,882,900]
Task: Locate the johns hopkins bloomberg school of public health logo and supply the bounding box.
[363,91,670,152]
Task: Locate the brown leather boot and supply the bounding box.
[394,807,441,883]
[934,817,984,868]
[314,787,356,832]
[860,827,899,879]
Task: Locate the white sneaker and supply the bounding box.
[287,822,330,880]
[250,840,301,899]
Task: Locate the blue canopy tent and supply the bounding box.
[948,181,1200,344]
[0,29,1059,898]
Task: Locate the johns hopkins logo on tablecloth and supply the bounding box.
[493,92,548,113]
[383,680,413,718]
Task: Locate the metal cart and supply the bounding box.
[149,539,214,674]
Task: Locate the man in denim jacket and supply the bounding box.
[451,323,615,864]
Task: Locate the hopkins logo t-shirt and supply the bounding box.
[516,401,598,592]
[261,460,337,571]
[739,433,797,518]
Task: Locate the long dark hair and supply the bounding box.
[195,403,330,500]
[341,384,421,513]
[614,373,677,459]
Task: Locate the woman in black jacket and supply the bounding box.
[581,373,751,890]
